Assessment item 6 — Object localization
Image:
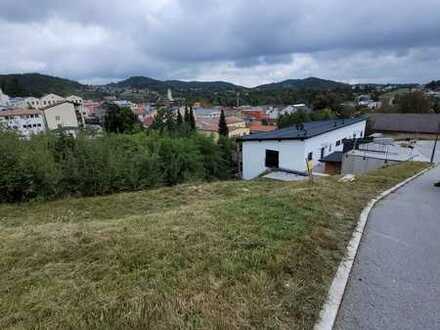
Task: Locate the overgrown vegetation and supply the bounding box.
[277,109,336,128]
[0,162,427,329]
[0,130,233,203]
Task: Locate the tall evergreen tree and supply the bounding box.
[104,103,140,134]
[189,106,196,131]
[177,110,183,126]
[218,110,229,137]
[184,106,190,123]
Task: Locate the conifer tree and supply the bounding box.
[177,109,183,126]
[189,106,196,131]
[184,106,190,123]
[218,109,229,137]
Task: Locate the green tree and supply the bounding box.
[184,106,190,123]
[277,110,311,129]
[395,91,432,113]
[189,106,196,131]
[218,110,229,137]
[177,110,183,126]
[104,103,141,134]
[151,107,177,133]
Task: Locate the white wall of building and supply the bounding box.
[0,88,10,106]
[242,140,305,180]
[44,102,79,131]
[40,94,65,107]
[304,120,366,167]
[241,120,367,180]
[0,111,46,137]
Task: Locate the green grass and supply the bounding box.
[0,162,428,329]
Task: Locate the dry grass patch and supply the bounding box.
[0,162,428,329]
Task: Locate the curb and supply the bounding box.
[313,165,433,330]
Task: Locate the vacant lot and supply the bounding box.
[0,162,427,329]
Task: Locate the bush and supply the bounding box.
[0,131,234,203]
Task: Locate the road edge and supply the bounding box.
[313,165,433,330]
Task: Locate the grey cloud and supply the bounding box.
[1,0,440,85]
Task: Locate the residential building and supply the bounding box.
[113,100,137,113]
[83,100,103,118]
[0,108,46,137]
[39,93,65,107]
[0,88,10,107]
[369,113,440,139]
[320,137,431,175]
[197,116,250,140]
[248,121,278,134]
[7,97,27,109]
[279,104,312,116]
[194,107,221,119]
[42,102,80,135]
[240,107,268,122]
[356,95,372,106]
[66,96,86,125]
[239,117,367,180]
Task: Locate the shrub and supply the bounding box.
[0,130,234,202]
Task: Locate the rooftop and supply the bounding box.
[320,151,343,163]
[248,122,278,133]
[197,116,245,132]
[369,113,440,134]
[0,108,43,117]
[239,117,366,141]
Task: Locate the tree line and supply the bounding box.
[0,105,235,203]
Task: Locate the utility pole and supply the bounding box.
[431,130,439,163]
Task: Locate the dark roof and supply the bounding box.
[320,151,343,163]
[239,117,366,141]
[369,113,440,134]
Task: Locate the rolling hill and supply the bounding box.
[255,77,350,90]
[0,73,83,97]
[0,73,353,98]
[109,76,242,91]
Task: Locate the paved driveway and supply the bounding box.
[413,140,440,164]
[334,166,440,330]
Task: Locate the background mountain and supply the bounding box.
[109,76,242,91]
[0,73,83,97]
[0,73,353,98]
[255,77,349,90]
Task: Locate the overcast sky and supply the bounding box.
[1,0,440,87]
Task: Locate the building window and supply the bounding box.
[308,152,313,161]
[336,140,341,146]
[55,116,61,121]
[265,150,279,168]
[320,147,325,159]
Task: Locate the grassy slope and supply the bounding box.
[0,162,427,329]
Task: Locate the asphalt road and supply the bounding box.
[334,166,440,330]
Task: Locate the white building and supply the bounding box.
[0,88,10,107]
[239,117,367,180]
[167,88,174,101]
[43,102,81,135]
[194,107,221,119]
[22,94,64,109]
[0,108,46,137]
[40,93,65,107]
[280,104,311,116]
[66,95,86,122]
